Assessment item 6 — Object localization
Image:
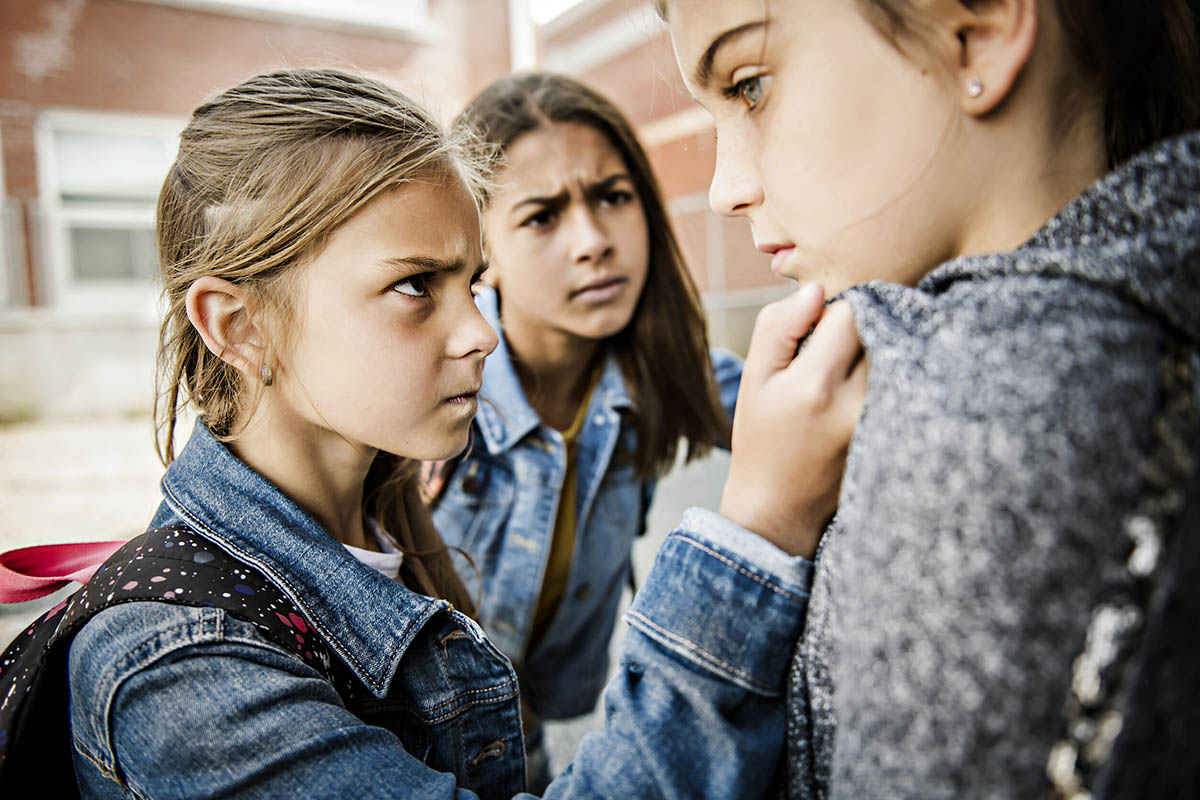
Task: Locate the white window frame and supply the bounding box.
[35,109,184,316]
[531,0,601,29]
[125,0,435,39]
[539,2,661,75]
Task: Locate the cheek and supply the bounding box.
[766,63,948,239]
[629,222,651,284]
[613,204,650,265]
[500,235,567,292]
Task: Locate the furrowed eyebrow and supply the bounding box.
[584,173,634,201]
[378,255,467,275]
[695,21,767,89]
[512,189,569,213]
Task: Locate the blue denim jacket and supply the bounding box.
[67,421,812,798]
[433,287,743,718]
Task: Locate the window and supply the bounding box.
[530,0,592,26]
[127,0,433,38]
[36,111,182,312]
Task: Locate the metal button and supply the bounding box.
[461,462,482,495]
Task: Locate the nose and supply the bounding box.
[449,299,498,360]
[569,207,614,264]
[708,127,762,217]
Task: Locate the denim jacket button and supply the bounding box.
[460,462,483,495]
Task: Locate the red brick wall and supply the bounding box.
[0,0,512,304]
[1,0,783,323]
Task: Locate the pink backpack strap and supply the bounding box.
[0,540,128,603]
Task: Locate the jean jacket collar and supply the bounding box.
[157,421,446,698]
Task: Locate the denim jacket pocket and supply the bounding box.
[358,610,524,797]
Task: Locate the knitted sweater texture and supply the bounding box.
[785,130,1200,799]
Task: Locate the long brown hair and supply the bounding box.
[154,68,482,611]
[455,72,730,478]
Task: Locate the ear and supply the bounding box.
[184,276,267,380]
[946,0,1039,116]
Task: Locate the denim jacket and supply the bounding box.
[68,421,812,799]
[433,287,743,718]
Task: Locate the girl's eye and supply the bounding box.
[521,208,556,229]
[724,74,767,110]
[392,274,430,297]
[602,189,634,207]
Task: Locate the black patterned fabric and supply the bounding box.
[0,525,346,797]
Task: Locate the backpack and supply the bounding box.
[0,525,343,797]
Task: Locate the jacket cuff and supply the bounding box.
[625,509,813,696]
[678,507,814,587]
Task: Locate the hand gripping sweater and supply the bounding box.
[784,130,1200,799]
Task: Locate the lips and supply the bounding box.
[445,386,481,404]
[758,243,797,276]
[570,275,627,301]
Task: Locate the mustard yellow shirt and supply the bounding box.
[529,371,601,647]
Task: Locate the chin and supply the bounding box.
[429,430,473,461]
[582,311,638,340]
[378,429,470,463]
[777,261,807,283]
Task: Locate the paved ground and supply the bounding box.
[1,415,168,650]
[0,414,730,776]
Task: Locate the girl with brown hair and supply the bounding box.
[432,72,742,787]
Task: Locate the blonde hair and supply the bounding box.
[155,68,485,611]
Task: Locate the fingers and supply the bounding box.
[779,300,867,423]
[741,282,826,392]
[792,301,861,379]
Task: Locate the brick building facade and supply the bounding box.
[0,0,785,419]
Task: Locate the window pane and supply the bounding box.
[131,0,429,32]
[53,130,173,204]
[530,0,586,24]
[68,226,158,282]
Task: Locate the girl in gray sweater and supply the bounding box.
[657,0,1200,797]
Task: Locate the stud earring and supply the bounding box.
[260,363,274,386]
[966,77,984,98]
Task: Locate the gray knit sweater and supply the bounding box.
[784,131,1200,799]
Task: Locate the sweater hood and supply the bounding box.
[923,129,1200,344]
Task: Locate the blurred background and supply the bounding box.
[1,0,789,423]
[0,0,784,763]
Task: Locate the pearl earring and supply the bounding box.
[260,363,274,386]
[966,77,984,98]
